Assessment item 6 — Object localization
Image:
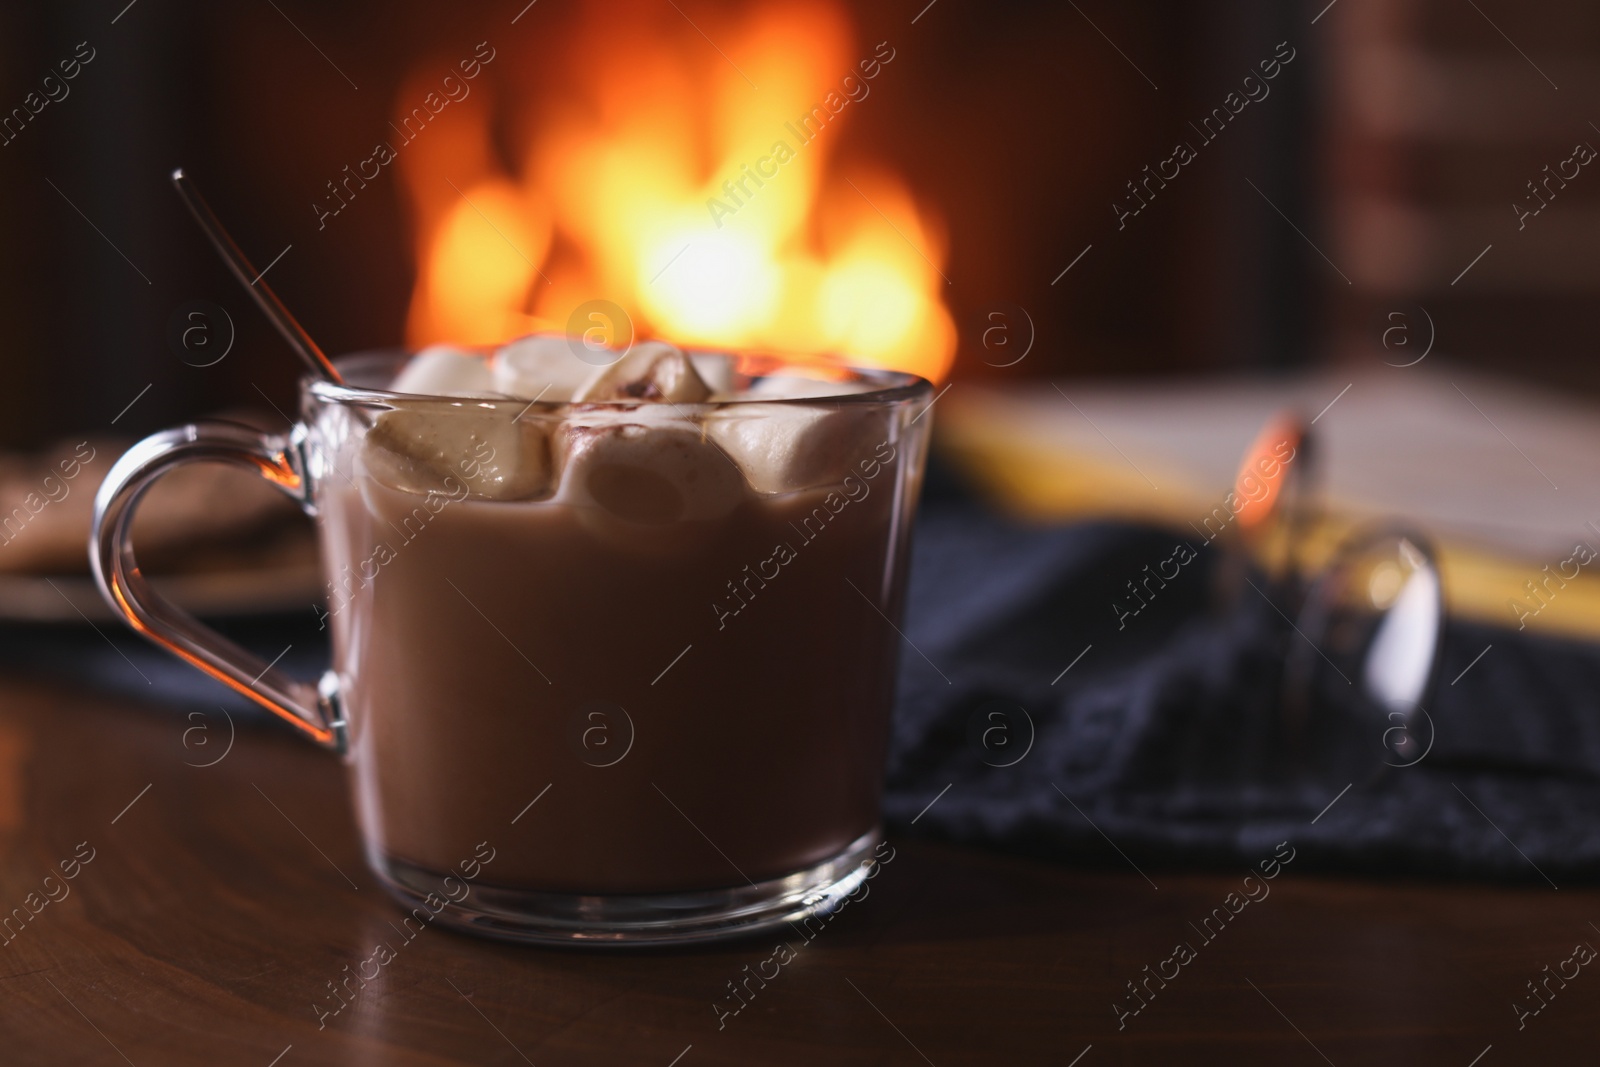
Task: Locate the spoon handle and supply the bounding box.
[171,168,343,384]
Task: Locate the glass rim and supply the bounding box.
[306,348,936,412]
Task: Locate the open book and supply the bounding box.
[939,365,1600,639]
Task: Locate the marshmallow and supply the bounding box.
[573,341,712,404]
[493,334,604,402]
[554,413,745,525]
[707,402,886,494]
[744,374,877,401]
[688,352,737,396]
[363,404,552,501]
[390,346,496,397]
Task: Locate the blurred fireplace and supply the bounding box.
[1,0,1325,449]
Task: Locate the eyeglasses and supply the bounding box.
[1222,415,1446,779]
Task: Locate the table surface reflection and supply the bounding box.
[0,673,1590,1066]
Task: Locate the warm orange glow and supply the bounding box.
[398,0,955,382]
[1233,415,1305,530]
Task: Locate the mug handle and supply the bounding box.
[89,420,345,751]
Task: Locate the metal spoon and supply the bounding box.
[170,168,343,384]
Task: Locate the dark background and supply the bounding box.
[0,0,1593,448]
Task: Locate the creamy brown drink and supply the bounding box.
[93,331,931,944]
[315,338,926,897]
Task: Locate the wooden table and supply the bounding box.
[0,672,1591,1065]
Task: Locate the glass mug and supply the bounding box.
[91,350,931,944]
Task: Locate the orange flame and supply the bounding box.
[398,0,955,382]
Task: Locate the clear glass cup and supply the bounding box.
[91,350,932,945]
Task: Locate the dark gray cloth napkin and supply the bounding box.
[883,505,1600,883]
